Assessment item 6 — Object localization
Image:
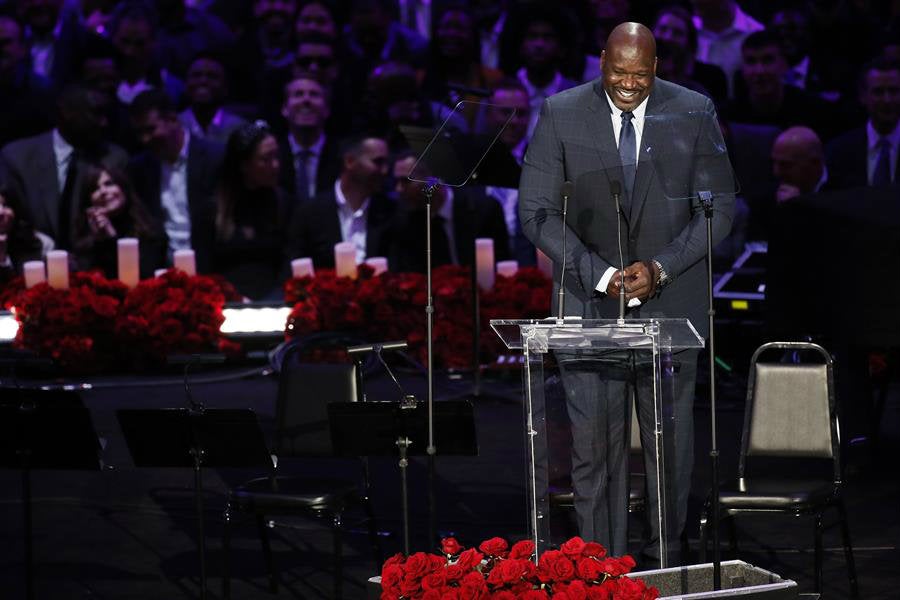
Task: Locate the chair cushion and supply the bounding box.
[229,476,360,513]
[718,478,836,511]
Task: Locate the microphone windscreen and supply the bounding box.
[609,180,621,196]
[561,181,575,199]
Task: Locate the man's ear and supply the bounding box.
[653,56,658,75]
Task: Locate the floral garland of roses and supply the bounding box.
[284,265,551,368]
[10,270,240,374]
[380,536,659,600]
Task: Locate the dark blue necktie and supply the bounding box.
[872,137,892,187]
[618,111,637,202]
[295,149,311,202]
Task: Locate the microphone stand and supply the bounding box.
[557,182,573,321]
[611,182,627,323]
[423,181,438,550]
[699,190,722,589]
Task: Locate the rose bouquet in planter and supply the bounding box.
[380,536,659,600]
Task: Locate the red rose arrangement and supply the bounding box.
[284,265,551,368]
[381,536,659,600]
[10,269,239,374]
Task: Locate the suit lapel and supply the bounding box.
[37,134,60,236]
[586,82,619,183]
[629,86,667,223]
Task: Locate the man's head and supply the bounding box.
[109,3,158,77]
[771,126,824,194]
[691,0,733,21]
[253,0,297,37]
[340,134,389,195]
[281,76,330,133]
[80,35,120,100]
[129,89,184,162]
[17,0,63,36]
[770,8,810,67]
[0,15,25,75]
[57,84,110,148]
[741,30,788,99]
[435,7,478,62]
[519,10,565,73]
[600,22,657,112]
[486,79,530,150]
[294,32,339,85]
[859,58,900,134]
[653,6,697,53]
[391,150,446,210]
[295,0,336,39]
[348,0,391,57]
[185,53,228,108]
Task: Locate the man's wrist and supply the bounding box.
[651,259,668,287]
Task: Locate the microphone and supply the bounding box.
[609,180,626,323]
[557,181,575,321]
[346,340,408,355]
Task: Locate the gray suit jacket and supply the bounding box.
[0,132,129,244]
[519,78,735,337]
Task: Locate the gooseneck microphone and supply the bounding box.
[557,181,575,321]
[609,180,627,323]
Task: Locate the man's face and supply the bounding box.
[18,0,62,34]
[771,141,822,193]
[253,0,296,34]
[653,13,689,50]
[186,58,226,106]
[741,44,787,97]
[771,10,809,66]
[861,68,900,131]
[60,89,109,147]
[281,78,329,129]
[0,17,25,74]
[112,17,154,70]
[132,109,181,160]
[600,38,656,111]
[436,10,473,59]
[295,2,336,38]
[294,42,338,84]
[521,22,560,70]
[345,138,389,194]
[392,156,422,206]
[487,89,530,148]
[82,57,119,99]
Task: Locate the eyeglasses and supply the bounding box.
[295,55,334,69]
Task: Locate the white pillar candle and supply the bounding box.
[364,256,388,276]
[496,260,519,278]
[475,238,495,291]
[334,242,357,279]
[291,257,315,278]
[536,249,553,279]
[23,261,46,288]
[117,237,140,288]
[173,249,196,276]
[46,250,69,290]
[154,268,169,278]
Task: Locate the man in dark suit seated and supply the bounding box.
[286,134,394,269]
[826,58,900,190]
[127,89,224,273]
[388,150,510,273]
[0,83,127,250]
[729,30,842,140]
[519,22,734,564]
[278,75,340,209]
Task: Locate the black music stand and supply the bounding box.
[327,400,477,554]
[0,388,102,600]
[117,408,271,600]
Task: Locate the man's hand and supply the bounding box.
[775,183,801,203]
[621,260,659,301]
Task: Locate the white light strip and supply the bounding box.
[221,306,292,334]
[0,306,292,343]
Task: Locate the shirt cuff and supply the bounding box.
[595,267,642,307]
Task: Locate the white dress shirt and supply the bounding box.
[693,5,764,97]
[51,129,74,193]
[595,92,651,305]
[334,179,371,264]
[160,131,193,256]
[867,120,900,185]
[288,132,326,199]
[518,68,568,139]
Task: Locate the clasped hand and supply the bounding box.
[605,260,659,302]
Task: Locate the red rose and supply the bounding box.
[538,550,575,583]
[381,564,403,592]
[597,556,635,577]
[581,543,607,560]
[423,589,443,600]
[575,557,605,582]
[561,580,588,600]
[486,558,528,587]
[509,539,536,560]
[422,570,448,590]
[400,574,422,597]
[445,564,465,582]
[560,537,586,560]
[441,589,462,600]
[459,571,489,599]
[479,537,509,558]
[442,537,464,556]
[610,577,659,600]
[405,552,439,580]
[456,548,484,571]
[520,591,551,600]
[586,580,615,600]
[491,591,517,600]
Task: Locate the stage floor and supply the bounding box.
[0,363,896,599]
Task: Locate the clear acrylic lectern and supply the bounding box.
[492,318,704,567]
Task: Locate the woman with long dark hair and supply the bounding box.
[0,181,45,281]
[213,120,288,300]
[72,165,165,277]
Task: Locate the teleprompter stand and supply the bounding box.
[0,388,102,600]
[117,407,270,600]
[327,400,477,554]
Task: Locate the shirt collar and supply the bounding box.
[335,179,370,217]
[164,129,190,168]
[52,128,73,163]
[866,119,900,150]
[289,132,326,156]
[693,4,762,36]
[604,91,649,121]
[517,67,563,98]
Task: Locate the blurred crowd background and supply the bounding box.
[0,0,897,301]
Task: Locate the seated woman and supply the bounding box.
[72,166,165,278]
[212,121,288,301]
[0,182,45,281]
